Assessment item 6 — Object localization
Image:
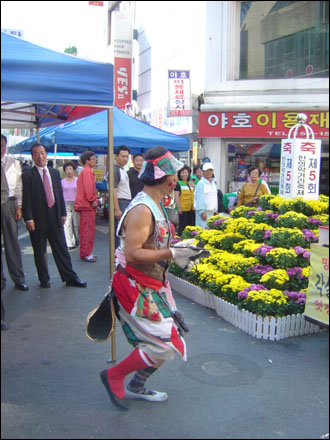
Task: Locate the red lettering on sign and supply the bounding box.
[300,142,316,155]
[314,300,323,312]
[322,258,329,270]
[198,112,329,138]
[283,142,292,154]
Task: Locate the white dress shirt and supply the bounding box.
[2,156,23,206]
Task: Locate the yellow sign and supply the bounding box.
[93,169,105,183]
[304,243,329,326]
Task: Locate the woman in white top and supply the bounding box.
[61,161,80,249]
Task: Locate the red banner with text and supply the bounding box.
[114,57,132,110]
[113,10,133,110]
[199,111,329,139]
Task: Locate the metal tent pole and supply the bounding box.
[107,107,116,363]
[54,143,57,167]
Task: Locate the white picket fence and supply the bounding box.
[168,274,321,341]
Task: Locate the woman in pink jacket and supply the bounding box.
[74,152,98,262]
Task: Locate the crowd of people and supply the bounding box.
[1,137,273,409]
[1,137,89,330]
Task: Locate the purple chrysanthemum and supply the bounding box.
[294,246,305,255]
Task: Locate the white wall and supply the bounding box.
[135,1,206,112]
[203,137,227,192]
[202,0,328,195]
[203,1,329,110]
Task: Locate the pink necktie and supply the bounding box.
[43,168,55,208]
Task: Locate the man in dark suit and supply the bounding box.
[22,144,87,288]
[1,161,9,330]
[1,134,29,291]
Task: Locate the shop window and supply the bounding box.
[227,143,281,194]
[240,1,329,79]
[227,142,329,196]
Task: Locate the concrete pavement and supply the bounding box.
[1,217,329,439]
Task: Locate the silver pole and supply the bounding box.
[107,107,116,363]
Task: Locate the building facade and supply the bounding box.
[107,1,329,195]
[200,1,329,195]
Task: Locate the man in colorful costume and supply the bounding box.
[100,146,204,410]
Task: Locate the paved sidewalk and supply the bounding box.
[1,218,329,439]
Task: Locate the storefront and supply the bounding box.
[199,110,329,196]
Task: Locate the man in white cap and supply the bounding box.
[194,162,218,227]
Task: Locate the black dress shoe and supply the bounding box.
[40,281,51,288]
[66,278,87,288]
[15,282,29,291]
[100,370,128,410]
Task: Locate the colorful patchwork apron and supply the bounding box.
[114,192,187,361]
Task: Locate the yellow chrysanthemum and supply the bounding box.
[248,289,288,305]
[260,269,289,285]
[301,266,310,277]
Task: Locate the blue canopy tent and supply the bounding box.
[1,31,113,128]
[11,106,190,154]
[1,32,120,325]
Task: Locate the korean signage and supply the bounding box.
[279,138,321,200]
[168,70,192,117]
[93,169,105,183]
[304,244,329,326]
[199,111,329,139]
[2,28,24,38]
[141,106,192,135]
[113,11,133,110]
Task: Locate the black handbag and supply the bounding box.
[86,288,116,342]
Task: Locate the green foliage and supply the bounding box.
[170,195,329,318]
[237,297,305,317]
[64,45,78,55]
[265,229,306,248]
[276,211,309,229]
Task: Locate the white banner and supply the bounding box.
[279,138,322,199]
[141,106,192,135]
[168,70,192,117]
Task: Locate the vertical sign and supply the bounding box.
[192,142,198,165]
[279,139,294,197]
[113,11,133,110]
[297,139,321,198]
[279,138,321,199]
[168,70,192,117]
[304,243,329,326]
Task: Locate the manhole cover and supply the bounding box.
[202,360,240,376]
[182,353,262,386]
